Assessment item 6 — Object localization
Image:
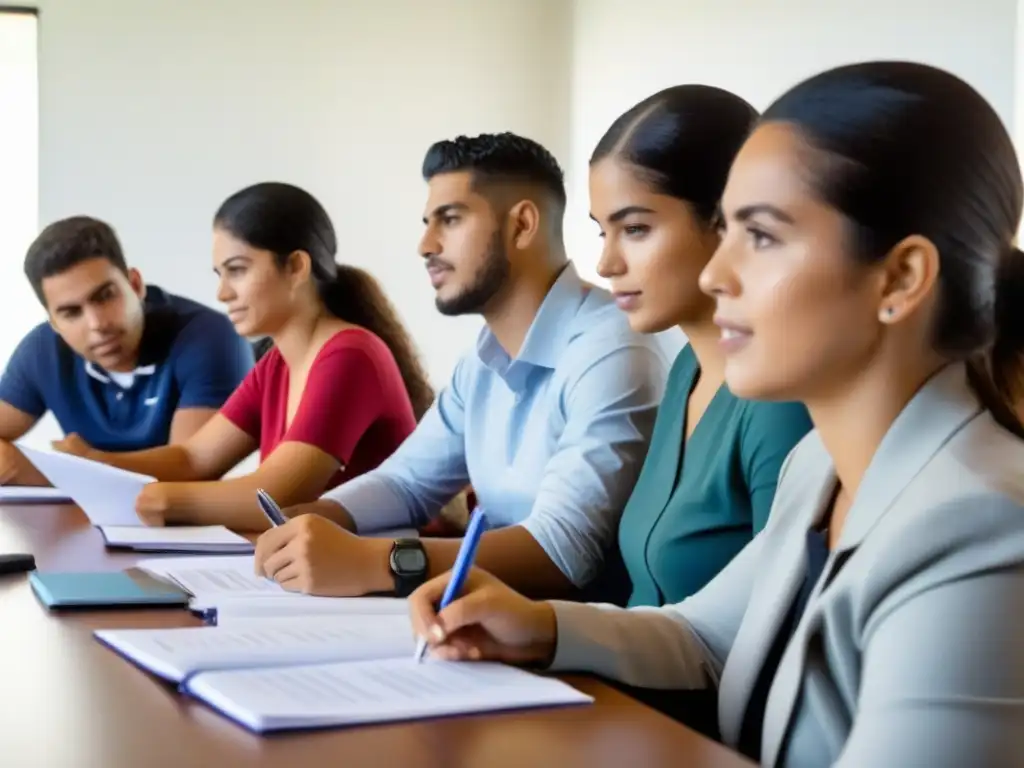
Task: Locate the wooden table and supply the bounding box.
[0,504,754,768]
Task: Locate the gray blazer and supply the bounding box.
[549,364,1024,767]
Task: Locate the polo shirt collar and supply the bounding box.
[476,262,585,374]
[84,286,170,385]
[84,360,157,385]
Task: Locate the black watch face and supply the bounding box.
[394,547,427,574]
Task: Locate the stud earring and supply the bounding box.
[881,306,895,321]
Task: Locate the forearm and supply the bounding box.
[6,447,50,486]
[161,473,327,530]
[423,526,577,599]
[88,445,200,482]
[546,600,714,690]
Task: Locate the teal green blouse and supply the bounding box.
[619,345,813,608]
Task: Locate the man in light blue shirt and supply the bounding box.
[253,132,668,600]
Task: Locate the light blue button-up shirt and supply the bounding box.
[323,262,669,587]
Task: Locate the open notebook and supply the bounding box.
[95,615,417,682]
[95,616,591,733]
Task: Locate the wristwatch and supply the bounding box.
[389,538,428,597]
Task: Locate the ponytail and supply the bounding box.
[319,265,435,421]
[966,245,1024,438]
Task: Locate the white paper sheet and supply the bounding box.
[100,525,254,553]
[95,615,415,682]
[17,446,152,526]
[0,486,73,503]
[201,595,409,624]
[185,658,593,733]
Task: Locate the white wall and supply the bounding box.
[23,0,571,446]
[34,0,571,383]
[17,0,1023,448]
[0,11,40,384]
[565,0,1019,283]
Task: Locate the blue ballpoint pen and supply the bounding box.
[414,510,487,663]
[256,488,287,527]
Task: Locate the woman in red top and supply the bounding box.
[53,182,433,530]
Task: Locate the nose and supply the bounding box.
[595,237,626,280]
[698,235,739,299]
[216,275,234,304]
[419,225,440,259]
[83,304,111,333]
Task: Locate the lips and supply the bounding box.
[714,316,754,354]
[91,338,122,355]
[426,263,451,288]
[612,291,641,311]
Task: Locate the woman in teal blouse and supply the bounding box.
[590,86,814,608]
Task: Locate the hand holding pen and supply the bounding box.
[256,488,287,527]
[408,512,559,667]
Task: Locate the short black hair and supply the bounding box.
[24,216,129,305]
[422,132,566,209]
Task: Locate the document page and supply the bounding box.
[206,595,409,624]
[138,556,282,598]
[0,486,72,503]
[185,658,593,733]
[100,525,253,553]
[18,446,152,526]
[95,615,415,682]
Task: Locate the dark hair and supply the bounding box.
[762,61,1024,435]
[590,85,758,224]
[24,216,129,305]
[422,132,567,211]
[214,182,435,420]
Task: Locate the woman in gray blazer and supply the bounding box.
[409,61,1024,768]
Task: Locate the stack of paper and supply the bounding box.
[95,616,593,733]
[100,526,254,554]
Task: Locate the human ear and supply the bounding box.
[875,235,939,324]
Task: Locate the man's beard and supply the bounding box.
[435,230,510,316]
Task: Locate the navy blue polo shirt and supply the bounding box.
[0,286,254,451]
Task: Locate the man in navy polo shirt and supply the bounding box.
[0,216,253,485]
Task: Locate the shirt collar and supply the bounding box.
[476,262,585,379]
[84,360,157,385]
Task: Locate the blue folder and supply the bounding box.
[29,568,191,609]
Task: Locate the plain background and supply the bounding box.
[2,0,1021,451]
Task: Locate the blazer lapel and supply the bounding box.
[718,431,836,747]
[758,363,982,766]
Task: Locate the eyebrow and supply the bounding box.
[731,203,796,225]
[54,280,116,314]
[422,202,469,225]
[589,205,656,225]
[215,255,250,272]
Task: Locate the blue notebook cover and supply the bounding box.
[29,568,191,609]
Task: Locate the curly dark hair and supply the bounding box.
[214,182,435,420]
[422,132,566,209]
